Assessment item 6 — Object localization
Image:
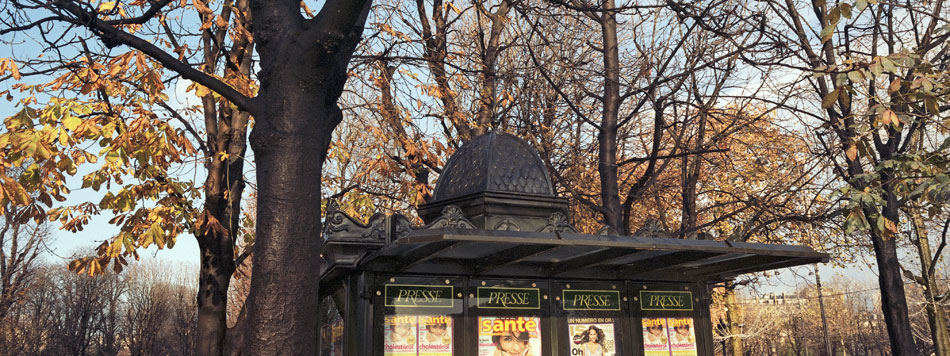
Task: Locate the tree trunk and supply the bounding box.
[244,85,332,354]
[472,0,510,136]
[724,282,744,356]
[415,0,468,142]
[195,1,253,350]
[912,213,950,356]
[597,0,622,231]
[243,1,370,354]
[865,202,916,356]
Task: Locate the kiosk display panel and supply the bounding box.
[555,282,625,356]
[376,277,464,356]
[635,284,703,356]
[472,279,549,356]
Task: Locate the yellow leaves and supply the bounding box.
[187,81,212,97]
[376,22,412,42]
[845,144,857,161]
[878,109,900,128]
[98,1,117,12]
[193,0,214,16]
[887,78,902,94]
[68,257,104,276]
[62,114,82,131]
[0,58,21,80]
[195,209,229,239]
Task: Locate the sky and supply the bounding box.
[0,1,918,297]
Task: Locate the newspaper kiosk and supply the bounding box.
[318,132,828,356]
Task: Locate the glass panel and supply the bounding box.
[319,295,344,356]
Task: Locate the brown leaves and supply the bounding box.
[822,88,840,109]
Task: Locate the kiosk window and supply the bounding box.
[381,281,460,356]
[319,295,344,356]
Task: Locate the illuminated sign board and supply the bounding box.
[476,287,541,309]
[640,291,693,311]
[562,290,621,311]
[384,284,454,308]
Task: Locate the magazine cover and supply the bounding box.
[568,318,617,356]
[667,317,697,356]
[418,315,453,356]
[384,314,418,356]
[642,317,670,356]
[477,316,542,356]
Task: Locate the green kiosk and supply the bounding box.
[318,132,827,356]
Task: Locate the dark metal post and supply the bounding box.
[815,264,833,356]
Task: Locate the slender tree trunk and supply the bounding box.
[415,0,468,142]
[472,0,510,136]
[376,60,432,202]
[194,2,253,352]
[597,0,622,231]
[912,213,950,356]
[724,282,744,356]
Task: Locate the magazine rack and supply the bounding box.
[318,132,827,356]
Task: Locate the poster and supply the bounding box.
[568,318,617,356]
[418,315,454,356]
[384,314,418,356]
[477,316,542,356]
[642,318,670,356]
[667,318,697,356]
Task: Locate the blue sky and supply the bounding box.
[0,0,909,295]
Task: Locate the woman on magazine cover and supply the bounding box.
[492,330,533,356]
[580,325,607,356]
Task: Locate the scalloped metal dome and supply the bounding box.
[431,132,555,202]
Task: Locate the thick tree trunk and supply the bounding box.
[243,2,370,354]
[597,0,622,231]
[245,111,327,354]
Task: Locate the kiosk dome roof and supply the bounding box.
[431,132,554,202]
